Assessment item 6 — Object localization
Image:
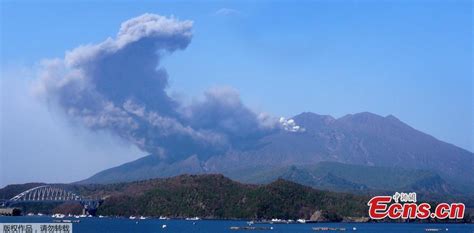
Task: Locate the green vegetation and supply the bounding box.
[92,174,368,220]
[1,174,473,222]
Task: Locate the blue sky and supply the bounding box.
[1,0,472,186]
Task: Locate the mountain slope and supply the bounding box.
[224,162,454,195]
[80,112,474,194]
[83,154,205,184]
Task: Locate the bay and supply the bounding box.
[1,216,473,233]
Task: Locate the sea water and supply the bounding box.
[1,216,473,233]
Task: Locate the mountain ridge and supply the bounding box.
[79,111,474,195]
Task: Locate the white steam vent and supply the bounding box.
[279,117,305,133]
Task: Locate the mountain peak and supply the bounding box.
[292,112,335,131]
[337,112,411,130]
[81,110,474,195]
[385,114,398,120]
[338,112,384,121]
[292,111,411,131]
[293,112,335,121]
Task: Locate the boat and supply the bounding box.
[253,220,272,224]
[230,226,274,230]
[312,227,346,231]
[139,216,147,220]
[185,217,200,221]
[37,213,44,216]
[270,218,294,224]
[27,213,34,216]
[162,224,167,228]
[159,216,170,220]
[66,220,80,223]
[297,219,306,224]
[52,213,65,219]
[271,218,283,223]
[129,216,136,220]
[60,219,80,223]
[425,229,442,232]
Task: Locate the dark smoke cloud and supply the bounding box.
[35,14,279,161]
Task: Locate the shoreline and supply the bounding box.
[1,215,472,224]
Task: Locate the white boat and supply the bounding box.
[27,213,34,216]
[79,214,87,218]
[139,216,147,220]
[129,216,136,220]
[159,216,170,220]
[297,219,306,223]
[185,217,200,221]
[52,213,65,218]
[37,213,44,216]
[425,229,442,232]
[98,215,105,218]
[271,218,283,223]
[162,224,167,228]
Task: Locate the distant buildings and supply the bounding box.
[0,208,21,216]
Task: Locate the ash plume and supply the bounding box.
[35,14,278,161]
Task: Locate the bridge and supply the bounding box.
[1,185,102,215]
